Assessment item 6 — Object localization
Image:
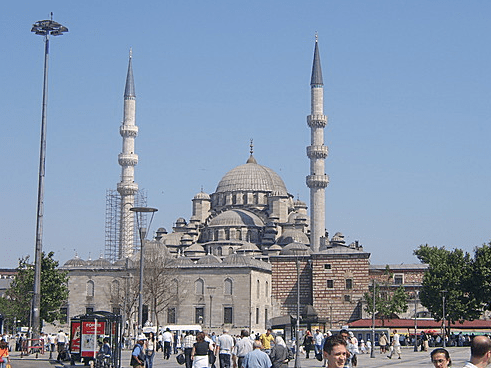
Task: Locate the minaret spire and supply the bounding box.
[306,36,329,252]
[117,50,139,258]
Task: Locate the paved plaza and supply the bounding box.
[9,346,472,368]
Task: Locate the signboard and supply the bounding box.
[81,320,105,358]
[71,321,81,354]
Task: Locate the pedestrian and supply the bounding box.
[145,332,156,368]
[243,341,272,368]
[269,336,292,368]
[191,332,214,368]
[387,330,401,360]
[232,330,253,368]
[183,331,197,368]
[163,328,173,360]
[430,348,451,368]
[131,335,147,368]
[302,330,314,359]
[314,330,324,356]
[217,329,235,368]
[366,339,372,356]
[463,335,491,368]
[379,332,387,354]
[323,335,348,368]
[56,329,67,354]
[260,329,275,355]
[0,340,10,368]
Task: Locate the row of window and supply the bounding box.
[326,278,353,289]
[195,278,270,298]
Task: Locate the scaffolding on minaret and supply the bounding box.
[105,188,147,263]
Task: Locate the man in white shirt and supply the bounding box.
[217,329,235,368]
[233,330,253,368]
[463,335,491,368]
[314,330,324,355]
[387,330,401,360]
[162,328,173,360]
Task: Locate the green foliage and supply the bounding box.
[0,251,69,330]
[364,265,408,325]
[469,242,491,311]
[414,244,480,325]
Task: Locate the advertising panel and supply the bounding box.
[81,320,105,358]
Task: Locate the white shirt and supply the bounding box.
[217,334,234,354]
[463,363,478,368]
[314,333,323,345]
[163,331,173,343]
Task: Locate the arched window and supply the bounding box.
[195,279,204,295]
[265,281,269,298]
[86,280,95,297]
[111,280,120,299]
[228,247,234,255]
[217,247,223,256]
[256,280,260,299]
[224,278,233,295]
[170,279,178,295]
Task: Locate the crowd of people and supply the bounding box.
[127,328,491,368]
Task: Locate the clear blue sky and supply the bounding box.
[1,1,490,268]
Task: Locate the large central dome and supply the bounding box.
[215,155,288,196]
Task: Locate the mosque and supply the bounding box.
[61,39,424,336]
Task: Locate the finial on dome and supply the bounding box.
[315,31,318,43]
[246,139,257,164]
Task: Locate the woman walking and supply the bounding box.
[0,340,11,368]
[145,332,156,368]
[192,332,214,368]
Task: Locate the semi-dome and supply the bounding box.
[170,257,195,266]
[276,228,310,246]
[208,209,264,227]
[215,157,288,196]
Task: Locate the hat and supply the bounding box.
[349,332,354,337]
[137,334,147,340]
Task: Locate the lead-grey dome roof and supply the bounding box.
[276,229,310,246]
[215,157,288,196]
[208,209,264,227]
[64,254,87,267]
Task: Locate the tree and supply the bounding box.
[0,251,69,331]
[469,242,491,312]
[364,265,408,326]
[414,244,480,332]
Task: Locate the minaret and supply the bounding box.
[117,49,139,259]
[306,35,329,252]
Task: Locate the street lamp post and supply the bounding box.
[130,206,158,335]
[414,285,418,352]
[30,13,68,340]
[370,280,376,358]
[441,290,447,348]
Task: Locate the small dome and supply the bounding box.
[222,253,255,265]
[89,255,112,268]
[196,254,222,265]
[276,229,309,246]
[64,254,87,267]
[208,209,264,227]
[279,242,312,256]
[170,257,195,266]
[175,218,187,226]
[269,244,282,250]
[184,243,206,254]
[331,232,346,245]
[194,191,211,200]
[294,199,307,208]
[156,227,168,234]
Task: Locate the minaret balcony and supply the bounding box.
[118,153,138,166]
[307,115,327,128]
[306,174,329,188]
[307,145,329,159]
[120,125,139,137]
[117,182,139,195]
